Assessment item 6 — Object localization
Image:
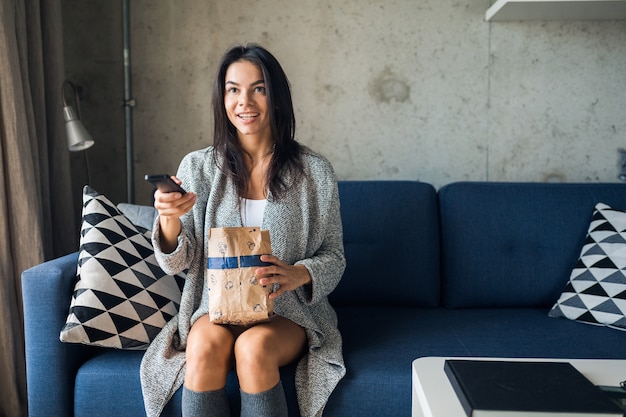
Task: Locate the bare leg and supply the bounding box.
[184,315,235,391]
[183,314,306,417]
[234,315,307,393]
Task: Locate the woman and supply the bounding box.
[140,44,346,417]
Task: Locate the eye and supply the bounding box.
[254,86,266,94]
[226,87,239,94]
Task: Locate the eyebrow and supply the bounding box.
[225,79,265,87]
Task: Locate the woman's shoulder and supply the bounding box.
[298,145,336,176]
[295,145,339,198]
[178,146,218,171]
[181,146,215,164]
[176,147,220,190]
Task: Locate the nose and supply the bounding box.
[238,90,255,106]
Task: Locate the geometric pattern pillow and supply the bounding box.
[60,186,186,349]
[549,202,626,331]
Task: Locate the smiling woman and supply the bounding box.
[224,61,273,164]
[223,60,274,201]
[211,44,302,202]
[139,44,346,417]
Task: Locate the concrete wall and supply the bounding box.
[63,1,626,206]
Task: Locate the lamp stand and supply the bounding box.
[123,0,135,203]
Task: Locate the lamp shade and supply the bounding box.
[63,105,94,151]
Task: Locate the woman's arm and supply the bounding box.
[153,182,196,253]
[255,172,346,304]
[294,188,346,304]
[151,154,200,274]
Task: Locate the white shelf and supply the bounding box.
[486,0,626,21]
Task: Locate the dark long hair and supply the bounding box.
[212,43,304,200]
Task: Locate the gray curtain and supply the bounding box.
[0,1,77,416]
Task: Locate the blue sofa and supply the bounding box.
[22,181,626,417]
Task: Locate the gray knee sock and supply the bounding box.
[182,386,230,417]
[240,381,288,417]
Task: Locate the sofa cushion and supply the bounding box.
[117,203,157,231]
[439,182,626,308]
[329,305,626,417]
[549,203,626,330]
[73,351,300,417]
[331,181,440,307]
[60,186,185,349]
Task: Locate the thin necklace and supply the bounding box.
[247,144,275,161]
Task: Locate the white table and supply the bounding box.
[412,357,626,417]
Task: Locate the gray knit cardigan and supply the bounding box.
[140,146,346,417]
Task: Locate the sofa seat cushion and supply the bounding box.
[327,306,626,417]
[73,350,300,417]
[75,351,179,417]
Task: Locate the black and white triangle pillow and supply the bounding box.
[549,203,626,330]
[60,186,186,349]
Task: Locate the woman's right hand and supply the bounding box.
[154,177,196,253]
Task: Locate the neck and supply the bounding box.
[240,138,275,162]
[247,148,273,161]
[238,131,273,150]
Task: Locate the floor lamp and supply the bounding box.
[62,80,94,185]
[123,0,135,203]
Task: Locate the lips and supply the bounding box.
[238,112,259,121]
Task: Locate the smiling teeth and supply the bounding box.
[239,114,257,119]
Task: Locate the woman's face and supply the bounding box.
[224,60,272,142]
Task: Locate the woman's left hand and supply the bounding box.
[255,255,312,299]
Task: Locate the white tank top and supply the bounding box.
[240,198,267,227]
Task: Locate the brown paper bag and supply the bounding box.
[206,227,274,325]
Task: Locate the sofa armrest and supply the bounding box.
[22,252,98,417]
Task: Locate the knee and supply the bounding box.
[186,338,215,371]
[186,325,233,373]
[184,322,235,391]
[234,330,276,370]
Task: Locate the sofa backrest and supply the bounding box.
[330,181,440,307]
[439,182,626,308]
